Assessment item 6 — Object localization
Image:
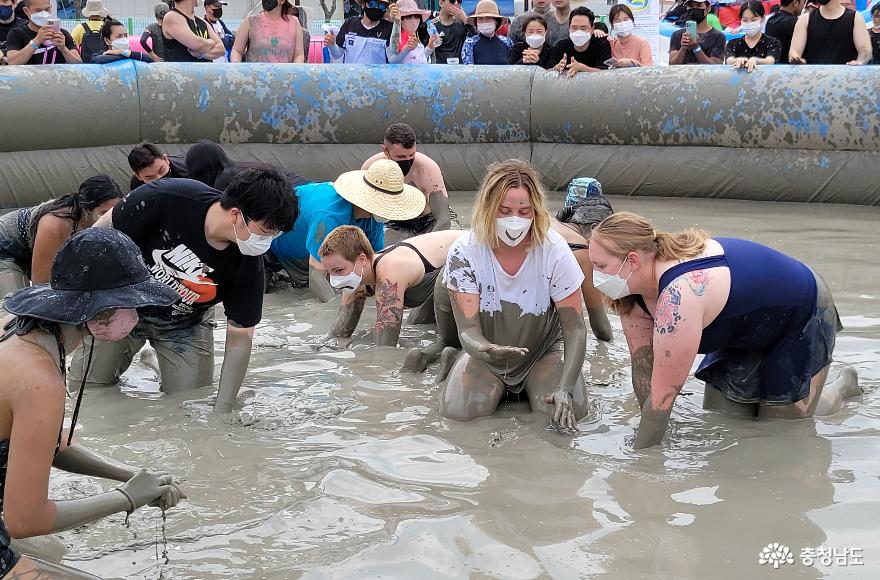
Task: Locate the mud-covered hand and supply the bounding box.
[116,470,174,512]
[545,388,578,434]
[145,472,187,510]
[477,343,528,365]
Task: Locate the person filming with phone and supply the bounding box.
[668,0,725,64]
[5,0,82,64]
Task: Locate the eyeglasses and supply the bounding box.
[241,213,283,239]
[366,1,389,9]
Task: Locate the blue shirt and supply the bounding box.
[270,182,385,266]
[461,34,512,65]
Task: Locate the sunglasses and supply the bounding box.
[366,1,389,9]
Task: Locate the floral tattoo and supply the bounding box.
[655,284,682,335]
[375,280,403,332]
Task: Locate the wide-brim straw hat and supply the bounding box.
[397,0,431,21]
[82,0,110,18]
[334,159,426,222]
[468,0,509,25]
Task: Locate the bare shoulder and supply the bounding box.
[362,153,385,170]
[36,213,74,236]
[0,341,66,414]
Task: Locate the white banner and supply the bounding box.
[619,0,661,66]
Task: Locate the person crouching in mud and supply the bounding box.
[589,212,860,449]
[553,177,615,342]
[317,225,466,348]
[437,159,589,433]
[0,229,185,577]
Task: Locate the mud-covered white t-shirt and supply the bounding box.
[442,229,584,390]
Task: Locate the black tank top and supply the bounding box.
[803,8,858,64]
[163,9,211,63]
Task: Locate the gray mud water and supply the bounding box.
[48,195,879,580]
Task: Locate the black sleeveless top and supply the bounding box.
[163,9,212,63]
[370,242,441,308]
[803,8,858,64]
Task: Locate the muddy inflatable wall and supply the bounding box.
[1,62,878,208]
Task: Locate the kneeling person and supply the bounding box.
[439,159,588,433]
[73,170,298,414]
[318,225,465,347]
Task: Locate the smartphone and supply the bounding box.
[686,20,697,42]
[604,57,619,68]
[47,17,61,32]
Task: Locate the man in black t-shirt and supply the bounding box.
[668,0,725,64]
[6,0,82,64]
[128,142,191,190]
[550,7,611,75]
[0,0,27,65]
[324,0,395,64]
[431,0,477,64]
[70,169,299,414]
[765,0,804,64]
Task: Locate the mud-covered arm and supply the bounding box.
[575,249,612,342]
[633,278,703,449]
[214,322,254,414]
[621,305,655,409]
[423,159,450,231]
[52,442,137,483]
[327,287,367,339]
[374,277,406,347]
[554,291,586,395]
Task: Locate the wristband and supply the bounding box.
[122,49,131,58]
[30,40,40,51]
[692,45,703,54]
[115,486,136,513]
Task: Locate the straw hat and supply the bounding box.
[82,0,110,18]
[334,160,425,221]
[397,0,431,21]
[468,0,509,25]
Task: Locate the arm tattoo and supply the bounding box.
[631,345,653,409]
[686,269,710,296]
[655,284,682,335]
[375,280,403,332]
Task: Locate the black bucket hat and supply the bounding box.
[3,228,180,323]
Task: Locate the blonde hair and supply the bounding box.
[471,159,551,250]
[591,212,710,314]
[317,225,374,262]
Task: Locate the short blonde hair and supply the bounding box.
[471,159,550,249]
[317,225,374,262]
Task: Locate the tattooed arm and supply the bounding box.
[326,287,367,339]
[374,277,406,347]
[633,280,703,449]
[620,305,655,410]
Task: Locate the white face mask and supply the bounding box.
[525,34,545,48]
[740,21,761,36]
[111,37,130,51]
[30,10,51,27]
[615,19,635,38]
[592,257,633,300]
[569,30,591,47]
[233,214,275,256]
[329,260,363,295]
[477,21,496,36]
[496,216,532,247]
[402,17,420,34]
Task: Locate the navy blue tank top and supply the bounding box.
[646,238,816,354]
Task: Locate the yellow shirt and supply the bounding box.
[71,20,103,46]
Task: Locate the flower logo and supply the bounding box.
[759,543,795,569]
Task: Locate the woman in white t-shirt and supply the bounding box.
[439,160,588,433]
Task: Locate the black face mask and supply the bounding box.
[685,8,706,23]
[262,0,279,12]
[815,0,831,4]
[395,158,414,176]
[365,7,386,22]
[213,6,223,18]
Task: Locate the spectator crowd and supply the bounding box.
[1,0,878,67]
